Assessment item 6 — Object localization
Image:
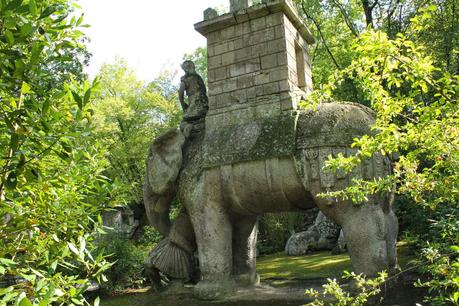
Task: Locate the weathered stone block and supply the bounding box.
[263,82,280,95]
[222,79,238,92]
[267,39,285,53]
[208,69,216,82]
[233,38,244,50]
[255,73,270,85]
[207,31,221,44]
[251,42,267,56]
[221,26,236,40]
[260,53,278,69]
[278,79,291,91]
[215,66,228,80]
[277,51,288,66]
[247,87,256,98]
[235,48,251,61]
[230,89,248,103]
[255,85,264,96]
[208,55,222,69]
[229,63,246,77]
[269,69,288,82]
[214,42,228,55]
[221,52,236,65]
[275,26,285,39]
[266,12,283,27]
[246,60,261,74]
[249,28,275,46]
[237,74,255,89]
[234,22,251,35]
[250,17,266,31]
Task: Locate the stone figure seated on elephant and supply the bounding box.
[144,100,399,300]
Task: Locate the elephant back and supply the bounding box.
[296,102,375,148]
[295,102,391,194]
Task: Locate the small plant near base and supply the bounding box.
[305,271,387,306]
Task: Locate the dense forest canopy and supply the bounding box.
[0,0,457,305]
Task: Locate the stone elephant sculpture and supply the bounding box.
[144,102,398,299]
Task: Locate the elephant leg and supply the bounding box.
[339,204,389,276]
[188,178,235,299]
[232,215,259,287]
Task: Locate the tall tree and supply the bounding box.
[92,57,181,204]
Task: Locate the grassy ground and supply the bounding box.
[257,242,415,282]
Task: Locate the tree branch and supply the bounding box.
[300,1,341,70]
[330,0,359,36]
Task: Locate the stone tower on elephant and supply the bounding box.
[143,0,398,300]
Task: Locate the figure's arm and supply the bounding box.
[178,80,188,111]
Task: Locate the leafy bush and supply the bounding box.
[0,1,115,304]
[305,11,458,303]
[97,225,163,293]
[306,271,387,306]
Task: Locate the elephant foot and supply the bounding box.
[193,279,235,300]
[234,272,260,288]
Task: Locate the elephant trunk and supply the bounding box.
[143,175,173,237]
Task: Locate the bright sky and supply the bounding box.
[79,0,229,80]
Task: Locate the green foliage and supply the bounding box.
[92,57,181,204]
[305,271,388,306]
[0,0,115,304]
[258,212,313,254]
[96,234,146,293]
[295,0,458,102]
[97,226,162,293]
[303,12,458,304]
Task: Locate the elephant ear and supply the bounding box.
[146,128,185,195]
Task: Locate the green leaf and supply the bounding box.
[450,246,459,252]
[6,0,23,10]
[94,296,100,306]
[39,4,59,19]
[28,0,37,15]
[83,88,91,105]
[4,30,14,44]
[453,291,459,303]
[18,297,33,306]
[20,23,33,37]
[71,91,83,110]
[21,82,31,94]
[68,242,79,255]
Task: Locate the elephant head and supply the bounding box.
[143,128,185,236]
[143,128,198,281]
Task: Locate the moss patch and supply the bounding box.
[257,251,351,280]
[257,243,416,281]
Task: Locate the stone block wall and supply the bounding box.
[195,0,314,130]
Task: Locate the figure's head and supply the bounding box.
[181,60,195,74]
